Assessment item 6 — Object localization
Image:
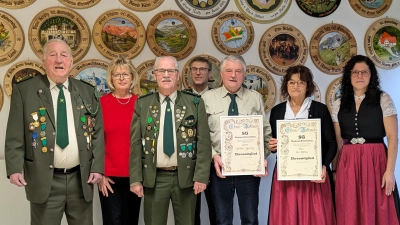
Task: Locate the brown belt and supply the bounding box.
[157,166,177,171]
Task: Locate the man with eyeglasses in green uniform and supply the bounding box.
[186,56,217,225]
[129,56,211,225]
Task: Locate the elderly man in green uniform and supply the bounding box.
[5,39,104,225]
[130,56,211,225]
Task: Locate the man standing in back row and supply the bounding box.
[186,56,217,225]
[5,38,104,225]
[202,55,271,225]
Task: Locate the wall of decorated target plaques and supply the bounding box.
[0,1,400,224]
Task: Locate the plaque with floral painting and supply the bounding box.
[137,59,182,95]
[310,23,357,75]
[93,9,146,60]
[0,11,24,66]
[245,65,277,113]
[364,18,400,70]
[181,54,222,90]
[69,59,111,97]
[259,24,308,76]
[349,0,391,18]
[280,81,322,103]
[58,0,100,9]
[0,0,35,9]
[28,7,90,63]
[234,0,292,24]
[4,60,45,98]
[147,10,196,61]
[325,77,342,112]
[295,0,341,17]
[119,0,164,12]
[175,0,230,19]
[211,12,254,55]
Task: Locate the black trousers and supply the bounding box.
[195,166,217,225]
[98,177,141,225]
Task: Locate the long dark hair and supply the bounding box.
[340,55,382,112]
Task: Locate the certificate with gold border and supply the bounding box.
[220,115,265,176]
[277,119,322,180]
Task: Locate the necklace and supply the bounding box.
[113,93,131,105]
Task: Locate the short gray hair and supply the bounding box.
[42,39,72,59]
[153,56,179,70]
[220,55,246,72]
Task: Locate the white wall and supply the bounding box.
[0,1,399,224]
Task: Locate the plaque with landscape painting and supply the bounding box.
[181,54,222,90]
[349,0,392,18]
[325,77,342,112]
[259,24,308,76]
[137,60,182,95]
[234,0,292,24]
[211,12,254,55]
[0,11,24,66]
[69,59,111,97]
[295,0,341,17]
[28,7,90,63]
[364,18,400,70]
[3,60,45,98]
[310,23,357,75]
[176,0,230,19]
[146,10,196,61]
[92,9,146,60]
[244,65,277,113]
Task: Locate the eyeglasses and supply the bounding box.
[351,70,370,77]
[154,69,178,75]
[288,80,306,87]
[112,73,131,79]
[190,67,210,73]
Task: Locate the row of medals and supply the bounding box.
[29,108,48,153]
[29,107,95,152]
[145,105,197,158]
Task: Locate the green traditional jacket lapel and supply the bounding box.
[69,78,83,132]
[37,75,56,129]
[174,91,186,132]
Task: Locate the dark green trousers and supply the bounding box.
[144,170,196,225]
[30,171,93,225]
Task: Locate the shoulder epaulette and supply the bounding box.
[138,92,155,99]
[182,90,200,97]
[16,75,34,83]
[80,78,96,87]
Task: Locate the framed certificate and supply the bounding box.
[220,115,265,176]
[276,119,322,180]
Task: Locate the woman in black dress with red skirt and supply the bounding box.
[332,55,400,225]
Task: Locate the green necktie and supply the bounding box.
[228,93,238,116]
[163,97,174,157]
[56,84,69,149]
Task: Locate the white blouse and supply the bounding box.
[331,92,397,123]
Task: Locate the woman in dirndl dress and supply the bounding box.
[332,55,400,225]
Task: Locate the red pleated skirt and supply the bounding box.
[268,165,336,225]
[336,143,400,225]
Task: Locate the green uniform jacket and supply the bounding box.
[130,91,211,188]
[5,75,104,204]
